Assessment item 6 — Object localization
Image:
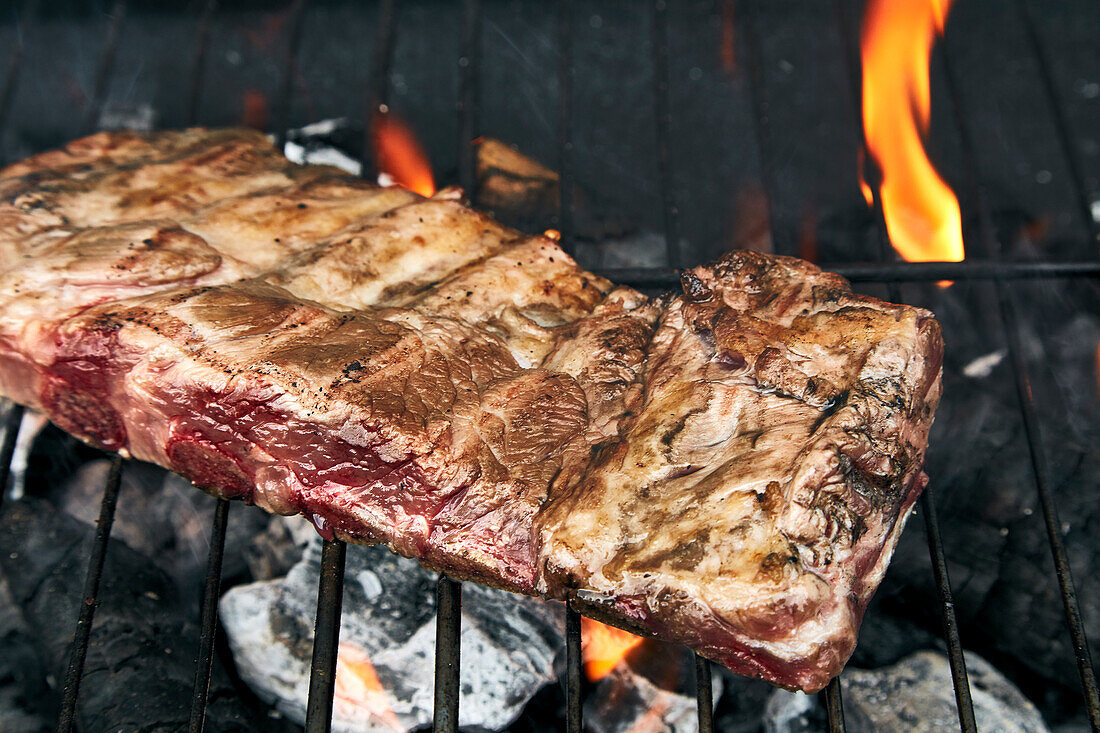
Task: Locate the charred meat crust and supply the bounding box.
[0,130,943,693]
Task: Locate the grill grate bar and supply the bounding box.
[599,258,1100,288]
[1013,0,1099,245]
[433,575,463,732]
[0,401,24,506]
[188,497,231,733]
[830,0,976,725]
[428,10,478,730]
[650,0,681,268]
[0,0,39,159]
[272,0,308,153]
[80,0,127,137]
[997,284,1100,725]
[736,0,786,256]
[57,455,124,733]
[822,677,846,732]
[557,0,576,253]
[919,488,977,731]
[362,0,398,177]
[934,12,1100,722]
[185,0,217,127]
[457,0,481,196]
[305,537,347,733]
[565,601,583,733]
[695,655,714,733]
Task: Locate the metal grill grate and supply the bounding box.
[0,1,1096,731]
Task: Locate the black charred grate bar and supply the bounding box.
[305,537,347,733]
[57,456,123,733]
[0,1,1094,732]
[189,497,230,733]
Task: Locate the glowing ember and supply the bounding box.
[720,0,737,76]
[371,108,436,197]
[581,617,645,681]
[334,642,402,730]
[860,0,964,269]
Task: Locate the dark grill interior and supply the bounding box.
[0,1,1097,731]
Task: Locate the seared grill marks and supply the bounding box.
[0,129,942,692]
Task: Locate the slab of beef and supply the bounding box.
[0,129,942,692]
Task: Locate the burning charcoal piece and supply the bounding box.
[583,640,722,733]
[0,574,52,733]
[284,118,364,177]
[0,498,260,732]
[221,537,564,732]
[23,429,271,597]
[765,650,1049,733]
[245,514,315,582]
[865,279,1100,717]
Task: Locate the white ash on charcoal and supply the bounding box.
[96,101,157,134]
[583,640,722,733]
[221,532,563,732]
[0,498,265,732]
[764,650,1049,733]
[283,118,364,177]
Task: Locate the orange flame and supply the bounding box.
[860,0,964,269]
[371,109,436,197]
[857,148,874,208]
[334,642,402,730]
[581,617,645,681]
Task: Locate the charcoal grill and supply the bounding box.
[0,0,1097,731]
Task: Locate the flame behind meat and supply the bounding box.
[860,0,964,269]
[334,642,402,730]
[371,108,436,197]
[581,617,646,681]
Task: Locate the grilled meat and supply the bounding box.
[0,129,942,692]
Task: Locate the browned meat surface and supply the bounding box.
[0,129,943,692]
